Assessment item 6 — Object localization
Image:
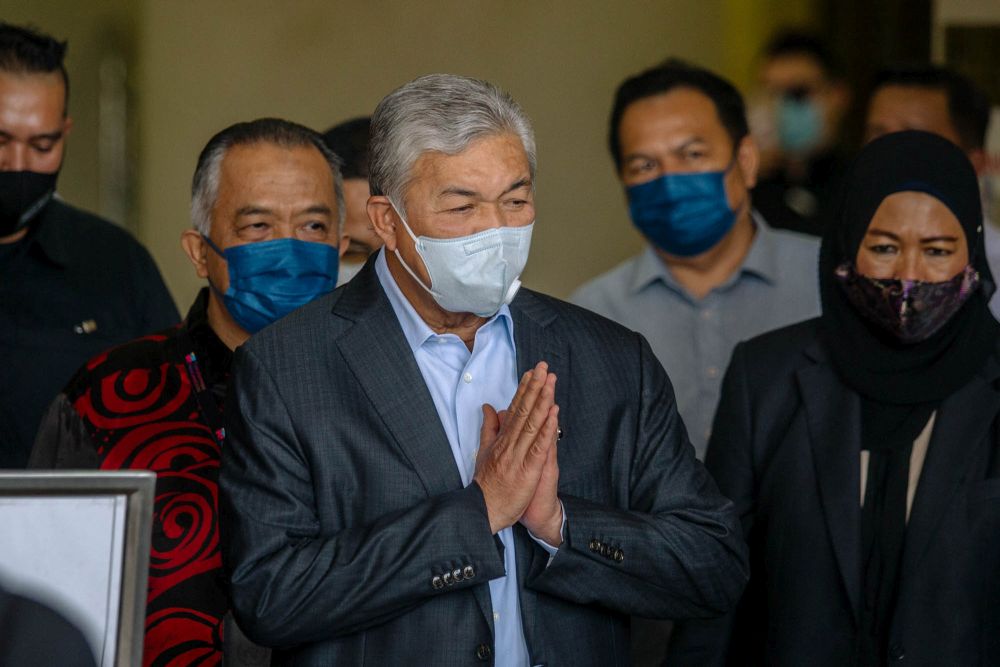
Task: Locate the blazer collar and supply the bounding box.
[797,335,1000,623]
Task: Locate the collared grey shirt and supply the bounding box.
[570,214,820,458]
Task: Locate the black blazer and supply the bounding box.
[668,318,1000,667]
[219,260,748,666]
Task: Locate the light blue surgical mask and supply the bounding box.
[777,96,822,154]
[626,160,741,257]
[203,235,339,333]
[393,208,533,317]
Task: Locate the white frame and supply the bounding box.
[0,471,155,667]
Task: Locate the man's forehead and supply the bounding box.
[0,70,67,125]
[869,86,957,138]
[760,54,827,89]
[621,90,726,144]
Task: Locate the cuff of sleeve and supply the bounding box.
[527,500,566,566]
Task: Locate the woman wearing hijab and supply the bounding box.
[667,130,1000,666]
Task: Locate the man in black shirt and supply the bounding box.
[0,22,179,467]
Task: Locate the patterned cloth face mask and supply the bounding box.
[834,261,980,343]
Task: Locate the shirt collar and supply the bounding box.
[374,248,514,354]
[183,287,233,385]
[26,198,71,268]
[628,210,781,296]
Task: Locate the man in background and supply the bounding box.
[30,118,346,665]
[323,116,383,284]
[749,30,851,236]
[865,63,1000,317]
[0,22,178,467]
[572,60,819,461]
[571,59,819,665]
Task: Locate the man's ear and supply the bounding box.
[62,115,74,138]
[339,233,351,258]
[367,195,400,252]
[181,229,210,279]
[736,135,761,190]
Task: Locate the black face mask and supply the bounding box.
[0,170,58,237]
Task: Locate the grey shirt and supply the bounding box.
[570,214,820,458]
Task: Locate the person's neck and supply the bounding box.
[656,212,756,301]
[386,251,486,351]
[206,292,250,352]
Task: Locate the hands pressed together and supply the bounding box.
[473,361,563,546]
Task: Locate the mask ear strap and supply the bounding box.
[201,233,227,258]
[389,204,441,298]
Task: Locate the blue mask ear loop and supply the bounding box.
[721,149,751,219]
[200,234,229,300]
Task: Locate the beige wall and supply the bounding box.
[137,1,737,308]
[4,0,817,308]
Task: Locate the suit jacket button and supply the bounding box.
[589,539,599,552]
[600,544,610,557]
[888,644,905,661]
[432,576,444,590]
[463,565,475,579]
[614,549,624,562]
[475,643,492,661]
[443,572,453,585]
[452,568,463,582]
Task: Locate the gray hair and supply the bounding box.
[369,74,536,214]
[190,118,345,237]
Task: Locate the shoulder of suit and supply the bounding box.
[734,317,823,378]
[517,287,642,345]
[44,199,147,249]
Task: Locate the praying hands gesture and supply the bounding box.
[473,361,563,546]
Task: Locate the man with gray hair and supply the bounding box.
[29,117,346,665]
[220,74,747,666]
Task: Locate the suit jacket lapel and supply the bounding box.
[902,359,1000,577]
[332,259,462,497]
[797,342,863,623]
[510,290,570,442]
[509,290,567,656]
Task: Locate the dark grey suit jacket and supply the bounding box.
[219,260,748,666]
[668,318,1000,666]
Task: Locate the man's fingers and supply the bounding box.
[516,374,556,452]
[528,404,559,461]
[504,362,549,435]
[480,404,500,444]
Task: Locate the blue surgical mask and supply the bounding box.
[203,236,339,333]
[777,97,822,154]
[626,162,740,257]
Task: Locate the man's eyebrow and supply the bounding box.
[235,205,273,217]
[502,177,532,195]
[438,186,479,198]
[920,235,960,243]
[301,204,333,215]
[30,131,64,142]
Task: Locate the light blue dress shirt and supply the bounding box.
[376,250,552,667]
[571,213,820,459]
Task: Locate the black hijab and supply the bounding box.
[819,130,998,402]
[819,130,999,666]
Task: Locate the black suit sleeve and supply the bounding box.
[524,334,749,620]
[219,345,507,648]
[668,341,761,666]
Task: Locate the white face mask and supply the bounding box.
[393,208,534,317]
